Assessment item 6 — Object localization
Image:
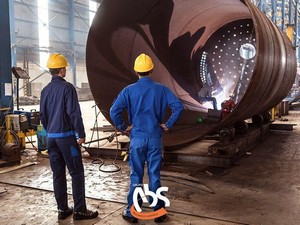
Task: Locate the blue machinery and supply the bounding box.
[0,0,13,126]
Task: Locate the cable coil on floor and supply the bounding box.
[85,106,122,173]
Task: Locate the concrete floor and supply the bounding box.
[1,101,300,225]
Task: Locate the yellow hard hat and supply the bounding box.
[134,53,154,72]
[47,53,69,69]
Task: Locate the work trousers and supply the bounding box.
[126,137,165,217]
[47,136,86,212]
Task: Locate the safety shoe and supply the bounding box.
[122,210,138,223]
[58,207,73,220]
[154,214,167,223]
[73,209,98,220]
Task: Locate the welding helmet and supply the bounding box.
[134,53,154,72]
[47,53,69,69]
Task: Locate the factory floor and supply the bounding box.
[1,101,300,225]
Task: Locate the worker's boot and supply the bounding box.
[58,207,73,220]
[154,214,167,223]
[73,209,98,220]
[122,210,138,223]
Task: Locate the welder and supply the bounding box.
[110,53,184,223]
[40,53,98,221]
[221,95,236,118]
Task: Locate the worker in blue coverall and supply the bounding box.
[110,53,184,223]
[40,53,98,221]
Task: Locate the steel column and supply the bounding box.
[282,0,286,30]
[289,0,293,24]
[272,0,277,23]
[295,1,299,48]
[296,0,300,59]
[68,0,76,87]
[9,0,16,67]
[0,0,13,116]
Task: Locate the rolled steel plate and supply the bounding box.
[86,0,296,146]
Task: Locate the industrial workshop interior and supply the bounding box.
[2,0,300,224]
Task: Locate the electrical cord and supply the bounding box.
[85,104,122,173]
[24,132,39,152]
[101,131,121,173]
[88,131,122,173]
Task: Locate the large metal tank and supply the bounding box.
[86,0,296,146]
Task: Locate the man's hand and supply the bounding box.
[160,124,169,132]
[123,125,132,136]
[77,138,85,145]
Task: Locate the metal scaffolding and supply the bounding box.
[252,0,300,61]
[9,0,99,89]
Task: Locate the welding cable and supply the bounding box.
[96,110,122,173]
[90,155,104,166]
[99,131,122,173]
[87,107,121,173]
[91,154,121,173]
[24,132,39,152]
[88,110,102,148]
[97,130,121,173]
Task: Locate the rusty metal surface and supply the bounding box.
[86,0,296,147]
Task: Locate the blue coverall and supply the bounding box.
[110,76,183,217]
[40,76,87,212]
